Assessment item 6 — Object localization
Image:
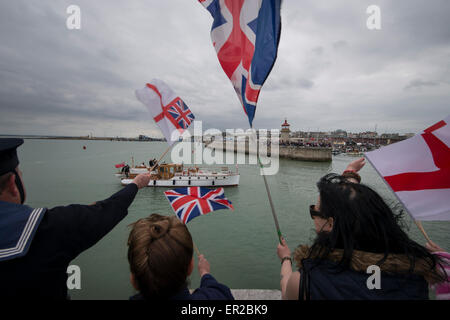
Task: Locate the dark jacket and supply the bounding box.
[299,258,429,300]
[130,274,234,300]
[0,184,138,299]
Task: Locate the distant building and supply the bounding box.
[332,129,347,138]
[138,135,151,141]
[359,131,378,139]
[280,119,291,143]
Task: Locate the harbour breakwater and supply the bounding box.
[279,145,332,162]
[206,141,332,162]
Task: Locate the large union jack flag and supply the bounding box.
[199,0,282,127]
[164,187,234,224]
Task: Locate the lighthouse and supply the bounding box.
[280,119,291,144]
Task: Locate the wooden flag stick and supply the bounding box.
[193,243,201,256]
[414,220,432,243]
[247,129,283,244]
[149,144,172,171]
[257,155,283,244]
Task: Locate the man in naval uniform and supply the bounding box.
[0,138,151,299]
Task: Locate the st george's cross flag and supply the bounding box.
[199,0,282,126]
[136,79,195,145]
[164,187,234,224]
[365,115,450,221]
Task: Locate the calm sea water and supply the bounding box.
[19,139,450,299]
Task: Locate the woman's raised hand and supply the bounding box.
[345,157,366,173]
[198,254,211,277]
[277,237,291,261]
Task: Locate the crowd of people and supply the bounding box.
[0,138,448,300]
[279,141,332,148]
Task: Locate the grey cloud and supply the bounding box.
[333,40,348,49]
[0,0,449,137]
[404,79,439,91]
[312,46,324,55]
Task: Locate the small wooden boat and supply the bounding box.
[116,163,240,187]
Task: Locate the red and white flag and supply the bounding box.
[136,79,195,146]
[365,115,450,221]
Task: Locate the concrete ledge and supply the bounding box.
[189,289,282,300]
[231,289,281,300]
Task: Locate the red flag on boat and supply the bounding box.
[365,115,450,221]
[115,162,125,168]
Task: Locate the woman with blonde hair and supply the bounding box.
[127,214,234,300]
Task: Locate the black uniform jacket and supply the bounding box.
[0,183,138,299]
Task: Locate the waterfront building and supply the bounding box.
[280,119,291,143]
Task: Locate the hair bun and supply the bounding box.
[149,219,170,240]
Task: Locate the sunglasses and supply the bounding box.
[309,204,326,219]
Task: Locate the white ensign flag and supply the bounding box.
[136,79,195,146]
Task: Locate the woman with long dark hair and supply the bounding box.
[277,158,447,300]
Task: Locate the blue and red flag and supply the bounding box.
[199,0,282,126]
[164,187,234,224]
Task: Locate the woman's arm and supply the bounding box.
[191,254,234,300]
[286,271,300,300]
[342,157,366,183]
[277,238,297,299]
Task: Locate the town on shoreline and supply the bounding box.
[1,119,414,156]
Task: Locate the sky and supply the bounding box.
[0,0,449,138]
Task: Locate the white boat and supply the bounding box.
[114,166,149,178]
[116,163,240,187]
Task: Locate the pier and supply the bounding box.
[206,140,332,162]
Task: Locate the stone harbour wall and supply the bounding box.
[206,141,332,162]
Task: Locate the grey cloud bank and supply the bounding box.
[0,0,449,137]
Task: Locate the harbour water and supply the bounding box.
[19,139,450,299]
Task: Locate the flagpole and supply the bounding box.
[258,155,283,244]
[414,220,432,243]
[249,128,283,244]
[149,144,172,171]
[193,243,201,256]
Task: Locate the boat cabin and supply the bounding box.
[158,164,183,179]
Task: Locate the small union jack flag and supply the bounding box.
[164,187,234,224]
[166,98,195,130]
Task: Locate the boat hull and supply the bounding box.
[120,174,240,187]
